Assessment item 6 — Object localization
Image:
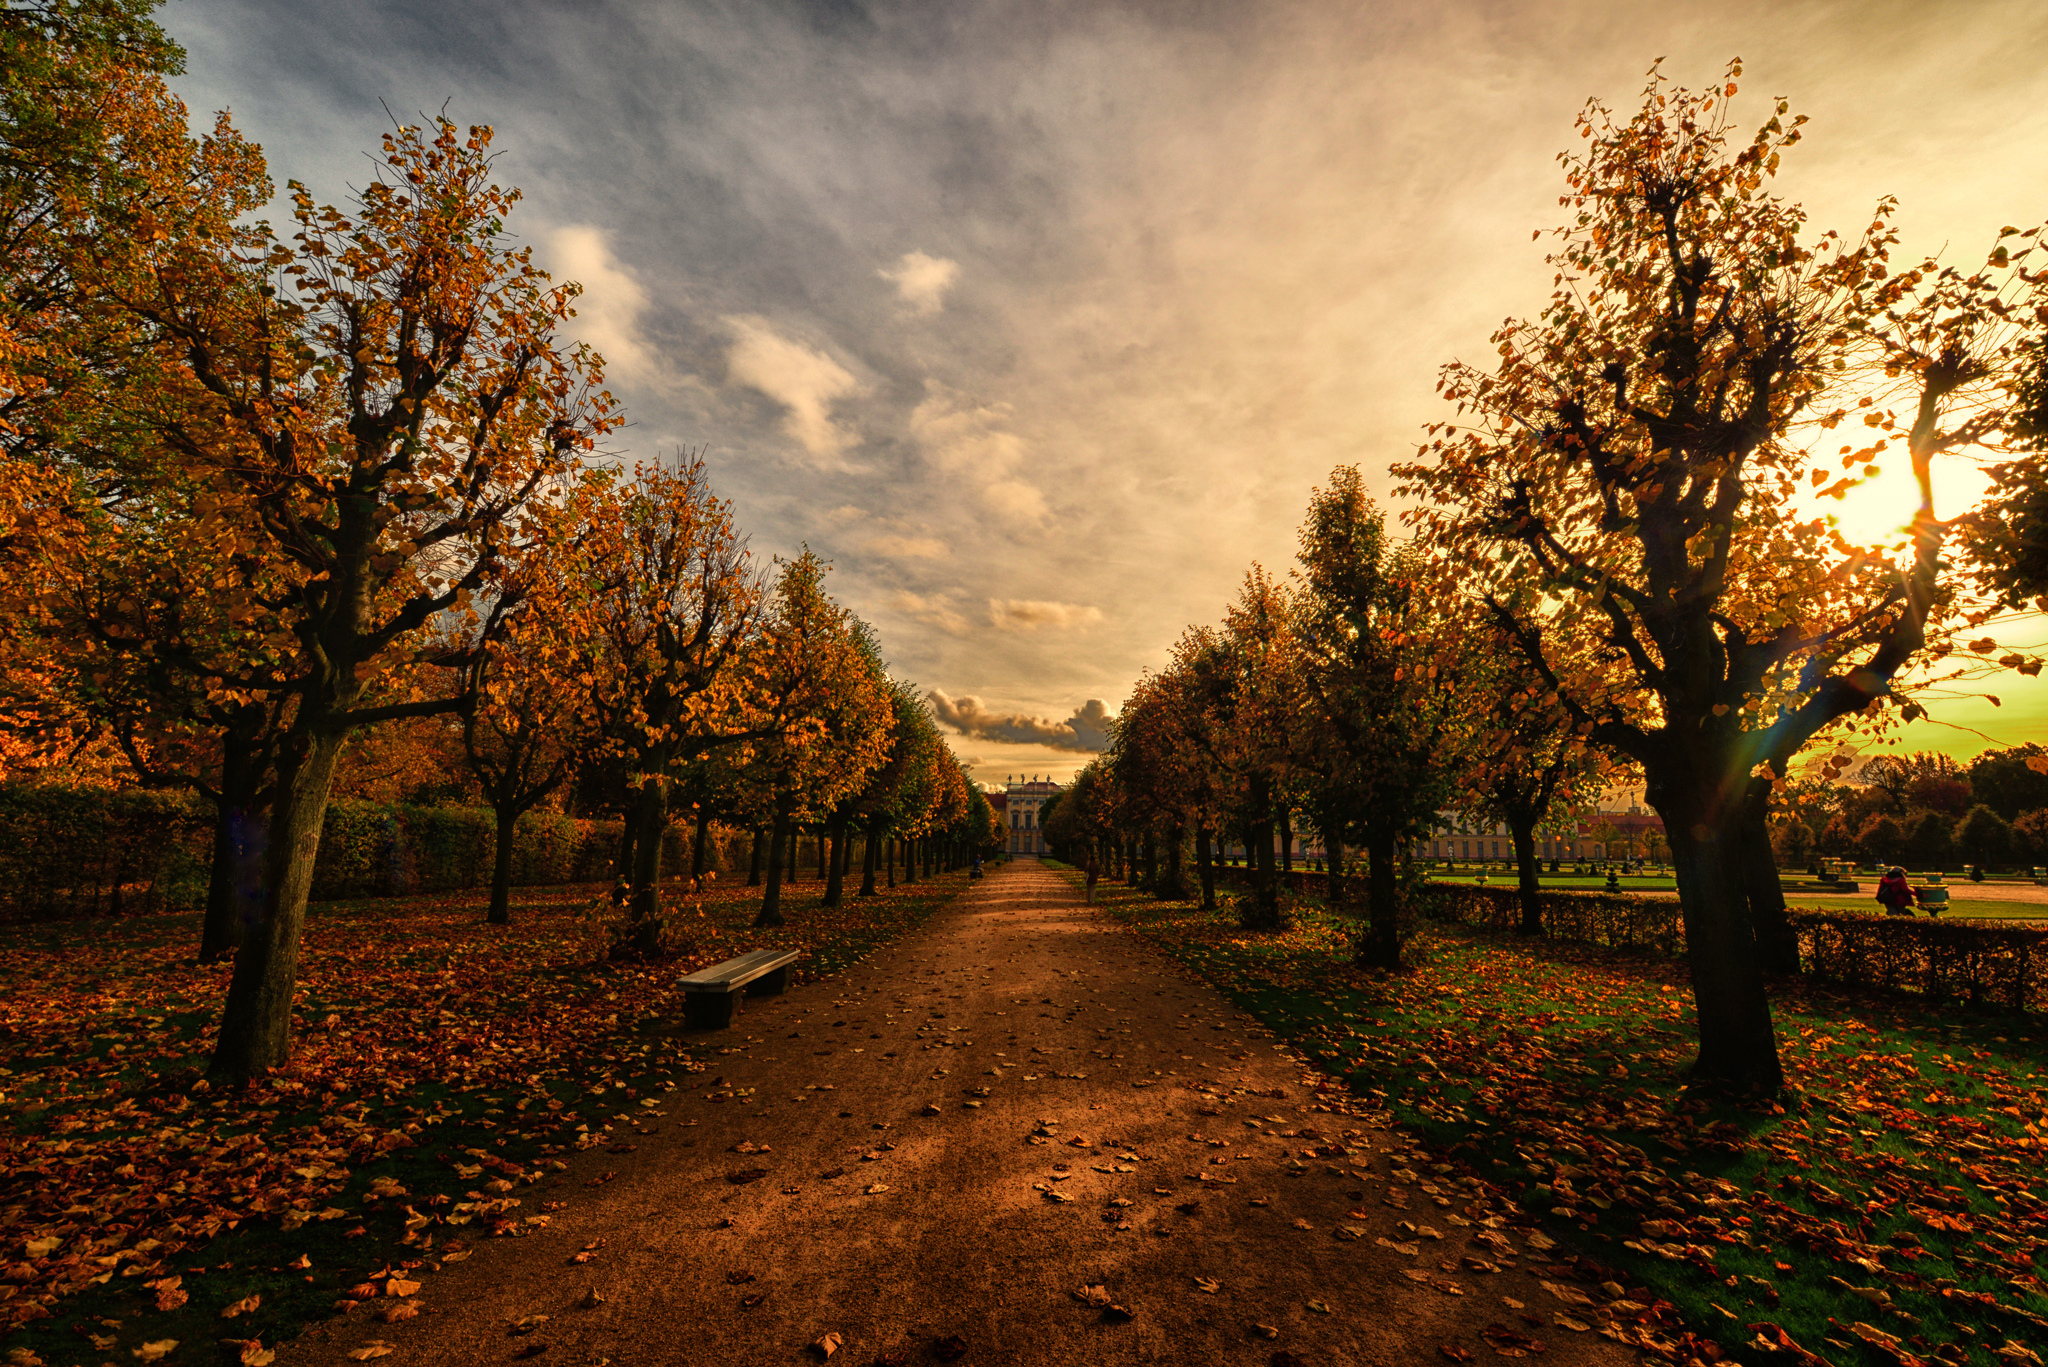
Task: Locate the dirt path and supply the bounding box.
[286,862,1637,1367]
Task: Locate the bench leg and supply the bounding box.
[683,990,737,1029]
[746,967,789,997]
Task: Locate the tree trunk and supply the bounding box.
[627,778,667,956]
[816,827,827,881]
[209,729,348,1081]
[1741,780,1800,975]
[1279,808,1294,874]
[1665,797,1785,1092]
[756,810,792,927]
[690,806,711,881]
[1157,823,1186,899]
[488,800,519,926]
[1356,827,1402,969]
[1510,811,1542,936]
[859,817,881,896]
[1196,824,1217,909]
[824,816,847,907]
[886,836,897,888]
[747,825,764,887]
[1326,831,1345,909]
[902,835,918,885]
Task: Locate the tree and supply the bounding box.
[744,553,891,928]
[1397,64,2026,1091]
[569,459,760,954]
[1454,617,1606,935]
[1966,745,2048,820]
[1291,469,1473,967]
[453,499,608,926]
[115,118,618,1080]
[1953,804,2012,868]
[1957,336,2048,609]
[1857,814,1905,867]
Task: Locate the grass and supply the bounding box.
[1071,870,2048,1367]
[0,868,974,1364]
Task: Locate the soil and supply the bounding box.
[283,861,1638,1367]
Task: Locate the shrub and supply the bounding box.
[1953,804,2013,868]
[1856,813,1906,866]
[0,783,209,920]
[1903,809,1954,867]
[2012,808,2048,865]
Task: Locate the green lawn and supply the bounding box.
[1075,871,2048,1367]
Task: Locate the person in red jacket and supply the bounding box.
[1875,866,1913,916]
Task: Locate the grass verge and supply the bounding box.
[1072,872,2048,1367]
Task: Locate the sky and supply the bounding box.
[162,0,2048,786]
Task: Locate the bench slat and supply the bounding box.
[681,949,800,992]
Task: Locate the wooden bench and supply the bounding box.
[680,949,801,1029]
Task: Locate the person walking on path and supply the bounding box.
[1084,848,1101,903]
[1876,865,1913,916]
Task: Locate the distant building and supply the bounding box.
[1004,776,1061,857]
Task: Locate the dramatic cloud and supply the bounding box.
[879,250,961,315]
[864,534,950,561]
[168,0,2048,780]
[887,590,969,635]
[928,691,1113,753]
[988,599,1103,632]
[545,225,655,380]
[723,315,861,466]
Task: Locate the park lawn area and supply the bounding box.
[0,868,973,1364]
[1076,872,2048,1367]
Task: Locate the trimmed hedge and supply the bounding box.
[1198,864,2048,1014]
[0,784,210,920]
[1418,882,2048,1014]
[0,783,756,920]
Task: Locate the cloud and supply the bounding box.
[546,225,654,380]
[909,385,1027,475]
[928,690,1112,752]
[888,590,969,634]
[865,533,950,560]
[988,599,1103,631]
[879,250,961,315]
[723,314,861,465]
[982,478,1050,523]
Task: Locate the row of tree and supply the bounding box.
[0,1,997,1081]
[1055,61,2047,1095]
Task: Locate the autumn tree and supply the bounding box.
[1397,64,2029,1090]
[1453,618,1606,935]
[452,498,609,926]
[1291,469,1473,967]
[745,553,892,928]
[107,117,618,1080]
[567,460,759,952]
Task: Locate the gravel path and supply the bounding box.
[285,862,1637,1367]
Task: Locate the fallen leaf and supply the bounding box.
[510,1315,550,1336]
[1253,1323,1281,1340]
[740,1293,765,1310]
[933,1335,970,1361]
[1440,1346,1475,1363]
[385,1278,420,1298]
[812,1332,843,1359]
[1306,1300,1331,1315]
[578,1289,605,1310]
[865,1183,890,1195]
[223,1340,276,1366]
[726,1270,757,1285]
[1074,1285,1112,1308]
[376,1302,418,1325]
[347,1344,394,1362]
[131,1343,179,1364]
[1195,1277,1221,1294]
[726,1169,769,1185]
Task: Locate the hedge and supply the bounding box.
[1197,864,2048,1015]
[0,784,758,921]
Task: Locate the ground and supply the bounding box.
[276,862,1638,1367]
